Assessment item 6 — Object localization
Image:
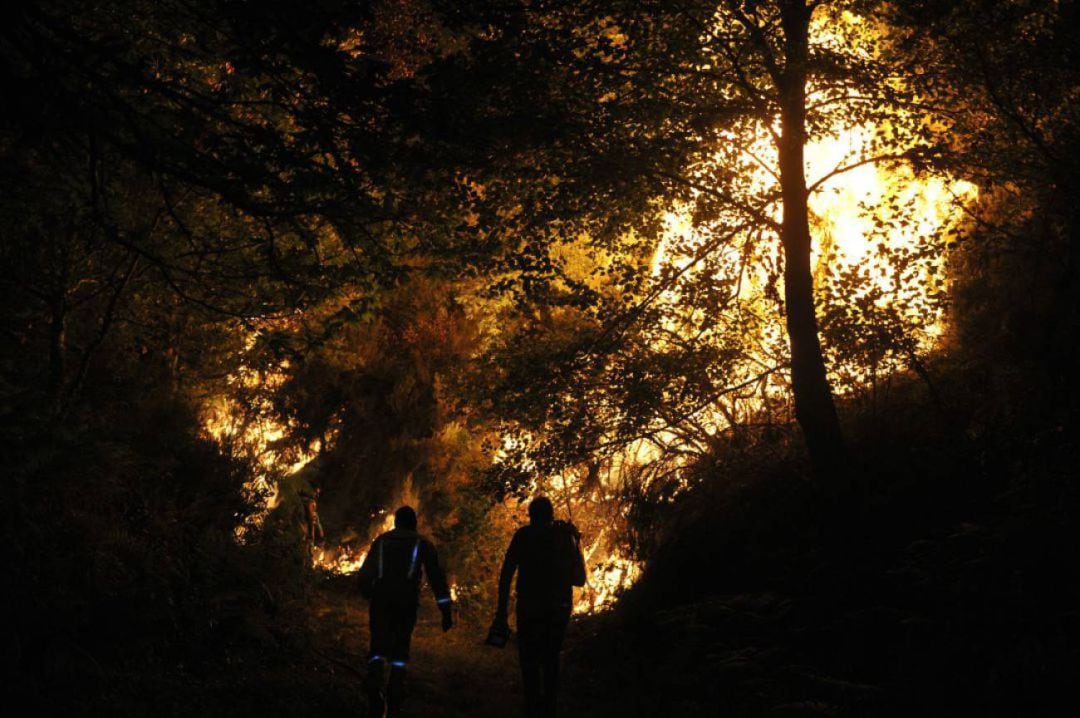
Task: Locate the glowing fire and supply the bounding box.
[204,11,979,617]
[576,527,642,613]
[655,131,974,325]
[312,544,369,574]
[312,477,426,574]
[201,339,319,539]
[312,510,396,574]
[561,13,977,611]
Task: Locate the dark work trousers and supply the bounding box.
[517,606,571,718]
[367,599,418,718]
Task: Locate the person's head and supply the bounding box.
[394,505,418,531]
[528,496,554,526]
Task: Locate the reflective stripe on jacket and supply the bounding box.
[358,528,451,607]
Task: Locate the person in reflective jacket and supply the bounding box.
[357,505,453,718]
[493,497,586,718]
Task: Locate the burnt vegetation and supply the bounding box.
[2,1,1078,716]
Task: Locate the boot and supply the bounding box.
[387,662,407,717]
[366,657,386,718]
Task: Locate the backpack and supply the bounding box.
[552,520,587,588]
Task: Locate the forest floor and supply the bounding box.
[307,581,841,718]
[308,578,809,718]
[311,579,573,718]
[308,578,630,716]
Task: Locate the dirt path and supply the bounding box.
[310,582,549,717]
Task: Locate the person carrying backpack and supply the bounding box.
[492,496,587,718]
[357,505,453,718]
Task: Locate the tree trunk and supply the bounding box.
[777,1,849,494]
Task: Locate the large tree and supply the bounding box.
[408,0,940,500]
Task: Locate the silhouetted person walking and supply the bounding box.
[358,506,453,718]
[493,497,586,718]
[300,485,324,554]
